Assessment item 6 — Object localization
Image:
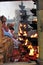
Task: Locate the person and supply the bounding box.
[8,26,21,48]
[0,15,21,48]
[0,15,13,38]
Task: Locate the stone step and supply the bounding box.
[3,62,36,65]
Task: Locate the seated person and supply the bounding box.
[0,15,20,48]
[0,15,13,38]
[8,26,21,48]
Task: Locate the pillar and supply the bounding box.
[37,0,43,65]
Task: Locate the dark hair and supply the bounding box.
[9,26,14,30]
[0,15,6,23]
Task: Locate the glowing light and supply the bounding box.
[24,24,26,28]
[31,35,34,38]
[29,48,34,56]
[19,28,23,34]
[34,33,38,37]
[36,54,39,58]
[18,32,21,36]
[36,46,39,58]
[28,44,35,56]
[23,31,27,36]
[30,33,38,38]
[25,39,28,45]
[19,37,23,41]
[28,44,33,49]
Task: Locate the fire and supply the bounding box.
[34,33,38,37]
[28,45,39,58]
[29,48,34,56]
[36,46,39,58]
[36,54,39,58]
[25,39,28,45]
[31,35,34,38]
[28,44,34,56]
[28,44,33,49]
[24,24,26,28]
[31,33,38,38]
[18,32,21,36]
[19,28,23,34]
[23,31,27,36]
[19,37,23,41]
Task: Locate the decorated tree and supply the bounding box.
[12,1,38,62]
[18,2,32,44]
[18,2,34,61]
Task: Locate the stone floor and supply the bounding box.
[3,62,36,65]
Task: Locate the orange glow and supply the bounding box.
[24,24,26,28]
[33,18,37,22]
[23,31,27,36]
[37,46,39,58]
[36,54,39,58]
[31,35,34,38]
[29,48,34,56]
[24,31,26,34]
[25,39,28,45]
[34,33,38,37]
[28,44,33,49]
[28,45,38,57]
[31,33,38,38]
[19,37,23,41]
[18,32,21,36]
[19,28,23,34]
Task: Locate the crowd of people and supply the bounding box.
[0,15,21,48]
[0,15,31,62]
[0,15,38,62]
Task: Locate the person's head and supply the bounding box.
[9,26,15,34]
[0,15,7,24]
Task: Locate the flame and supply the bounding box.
[23,31,27,36]
[19,28,23,34]
[28,45,34,55]
[31,35,34,38]
[31,33,38,38]
[29,48,34,56]
[28,45,39,58]
[19,37,23,41]
[24,24,26,28]
[36,54,39,58]
[28,44,33,49]
[18,32,21,36]
[25,39,28,45]
[34,33,38,37]
[36,46,39,58]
